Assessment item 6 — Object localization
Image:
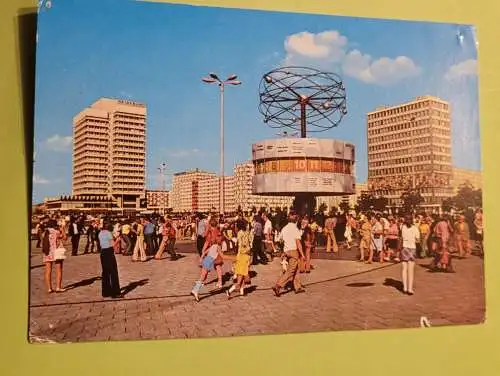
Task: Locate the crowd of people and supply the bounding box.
[32,206,484,300]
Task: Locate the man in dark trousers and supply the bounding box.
[69,216,82,256]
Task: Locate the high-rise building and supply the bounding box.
[367,96,453,208]
[198,176,236,213]
[171,169,216,212]
[233,162,293,212]
[451,167,482,193]
[72,98,146,210]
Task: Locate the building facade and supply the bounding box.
[234,162,293,212]
[146,190,170,212]
[171,169,216,212]
[72,98,147,211]
[367,96,453,208]
[198,176,236,213]
[451,167,482,193]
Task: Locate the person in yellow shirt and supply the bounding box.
[359,215,372,262]
[121,222,132,255]
[226,220,252,298]
[454,214,471,258]
[418,218,430,258]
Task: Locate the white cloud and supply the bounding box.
[342,50,421,85]
[167,148,201,158]
[282,30,421,86]
[445,59,478,81]
[44,134,72,152]
[33,174,50,185]
[283,31,347,67]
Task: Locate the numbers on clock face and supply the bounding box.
[254,158,353,174]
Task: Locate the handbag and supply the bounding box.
[54,247,67,260]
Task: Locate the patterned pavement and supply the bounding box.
[28,239,486,343]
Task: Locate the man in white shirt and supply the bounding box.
[272,211,305,297]
[262,212,276,256]
[400,215,420,295]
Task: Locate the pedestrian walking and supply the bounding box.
[226,219,252,298]
[272,211,306,297]
[190,233,224,301]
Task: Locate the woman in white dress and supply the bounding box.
[344,213,353,249]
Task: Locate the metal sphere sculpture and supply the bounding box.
[258,66,347,137]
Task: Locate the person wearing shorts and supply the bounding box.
[400,215,420,295]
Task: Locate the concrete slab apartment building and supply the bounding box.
[72,98,147,211]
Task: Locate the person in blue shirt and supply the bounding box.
[143,217,156,256]
[98,221,121,299]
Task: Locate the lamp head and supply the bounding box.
[202,77,217,84]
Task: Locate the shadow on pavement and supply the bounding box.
[383,278,404,293]
[65,276,101,291]
[346,282,375,287]
[121,279,149,296]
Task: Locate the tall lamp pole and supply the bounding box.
[202,72,242,215]
[409,117,416,190]
[158,162,167,215]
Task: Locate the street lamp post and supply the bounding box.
[410,117,416,190]
[158,162,167,215]
[202,72,242,215]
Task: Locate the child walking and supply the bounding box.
[190,233,224,302]
[227,220,252,298]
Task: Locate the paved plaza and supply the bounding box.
[29,240,485,343]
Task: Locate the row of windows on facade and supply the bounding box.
[73,180,144,186]
[74,134,145,143]
[74,171,144,177]
[369,155,452,168]
[367,121,451,137]
[373,186,452,196]
[369,134,450,146]
[367,114,449,129]
[73,158,145,165]
[367,101,449,120]
[75,125,145,134]
[370,165,452,176]
[368,138,450,152]
[369,146,451,156]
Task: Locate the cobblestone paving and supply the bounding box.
[28,240,485,343]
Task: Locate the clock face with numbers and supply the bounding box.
[251,138,356,195]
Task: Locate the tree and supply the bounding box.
[442,184,482,211]
[339,201,350,213]
[401,189,424,214]
[317,202,328,214]
[356,193,388,213]
[454,184,482,210]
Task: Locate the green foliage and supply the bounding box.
[400,189,424,214]
[356,193,388,213]
[443,184,482,211]
[317,202,328,214]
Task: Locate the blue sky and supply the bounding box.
[32,0,480,203]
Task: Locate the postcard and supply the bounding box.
[30,0,483,343]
